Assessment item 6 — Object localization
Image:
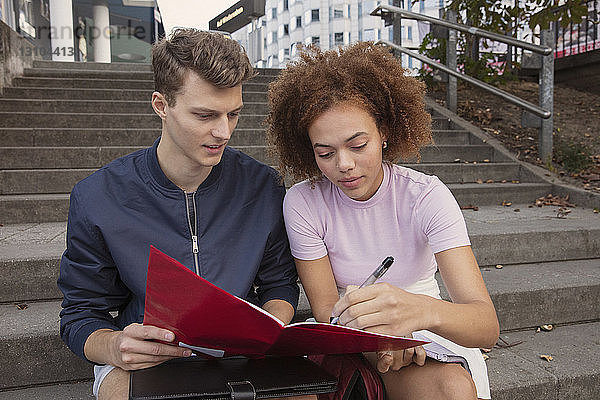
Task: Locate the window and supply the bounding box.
[283,0,289,10]
[311,36,320,46]
[407,26,412,40]
[264,37,267,49]
[284,24,289,35]
[311,9,320,22]
[296,16,302,28]
[272,31,278,44]
[329,6,333,22]
[389,27,394,41]
[419,0,424,13]
[271,7,277,19]
[334,32,344,45]
[348,4,351,17]
[358,2,362,18]
[364,28,375,41]
[359,30,363,41]
[408,56,413,68]
[334,8,344,19]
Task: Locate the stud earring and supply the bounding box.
[382,141,388,149]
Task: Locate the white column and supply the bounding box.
[92,0,111,63]
[49,0,74,61]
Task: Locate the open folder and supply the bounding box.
[144,246,427,357]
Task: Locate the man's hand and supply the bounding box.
[85,324,192,371]
[375,346,427,373]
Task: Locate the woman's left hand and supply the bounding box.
[374,345,427,373]
[332,284,434,337]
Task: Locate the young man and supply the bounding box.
[58,29,300,399]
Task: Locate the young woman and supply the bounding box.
[266,42,499,400]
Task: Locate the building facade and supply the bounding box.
[231,0,447,72]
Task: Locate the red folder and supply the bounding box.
[144,246,427,357]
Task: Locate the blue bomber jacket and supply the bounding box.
[58,139,299,361]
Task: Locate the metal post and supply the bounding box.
[539,27,554,162]
[392,0,403,59]
[446,9,457,113]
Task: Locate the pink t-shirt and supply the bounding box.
[283,163,470,292]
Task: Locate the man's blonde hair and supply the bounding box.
[152,28,254,105]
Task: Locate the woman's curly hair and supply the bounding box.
[266,41,432,183]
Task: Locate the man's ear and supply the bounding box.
[152,91,168,119]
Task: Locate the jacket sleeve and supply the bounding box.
[57,185,131,362]
[254,175,300,310]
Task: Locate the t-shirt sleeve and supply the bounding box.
[414,177,470,253]
[283,185,328,261]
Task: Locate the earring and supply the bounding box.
[382,141,388,149]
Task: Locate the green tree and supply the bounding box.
[417,0,589,83]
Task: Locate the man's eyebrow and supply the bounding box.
[313,132,368,148]
[190,105,244,113]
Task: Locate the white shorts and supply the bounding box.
[414,330,491,399]
[92,364,116,398]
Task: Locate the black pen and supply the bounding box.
[330,256,394,325]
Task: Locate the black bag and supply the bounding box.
[129,356,338,400]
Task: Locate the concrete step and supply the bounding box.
[0,162,529,196]
[0,182,555,224]
[0,142,502,169]
[486,321,600,400]
[0,146,144,169]
[1,285,598,392]
[0,381,94,399]
[442,259,600,331]
[405,162,523,183]
[22,67,278,84]
[2,87,268,102]
[0,194,70,224]
[33,60,152,71]
[0,300,93,390]
[3,206,598,302]
[0,169,95,195]
[0,98,269,115]
[11,76,271,91]
[30,61,281,76]
[1,321,597,399]
[0,128,161,147]
[0,128,267,147]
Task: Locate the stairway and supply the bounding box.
[0,61,598,399]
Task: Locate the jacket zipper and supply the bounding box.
[184,192,200,275]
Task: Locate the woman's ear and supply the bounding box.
[152,92,168,119]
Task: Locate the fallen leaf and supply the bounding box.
[481,348,492,353]
[16,303,28,310]
[495,264,503,269]
[460,205,479,211]
[535,194,576,208]
[536,327,541,333]
[476,179,483,184]
[502,201,512,207]
[501,180,507,183]
[540,324,553,331]
[454,158,461,163]
[485,179,494,183]
[540,354,553,361]
[557,207,571,218]
[483,159,490,163]
[511,180,520,184]
[594,208,599,213]
[482,354,490,361]
[514,208,520,212]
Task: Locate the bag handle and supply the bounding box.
[227,380,256,400]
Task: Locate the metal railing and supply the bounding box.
[554,0,599,59]
[371,4,556,161]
